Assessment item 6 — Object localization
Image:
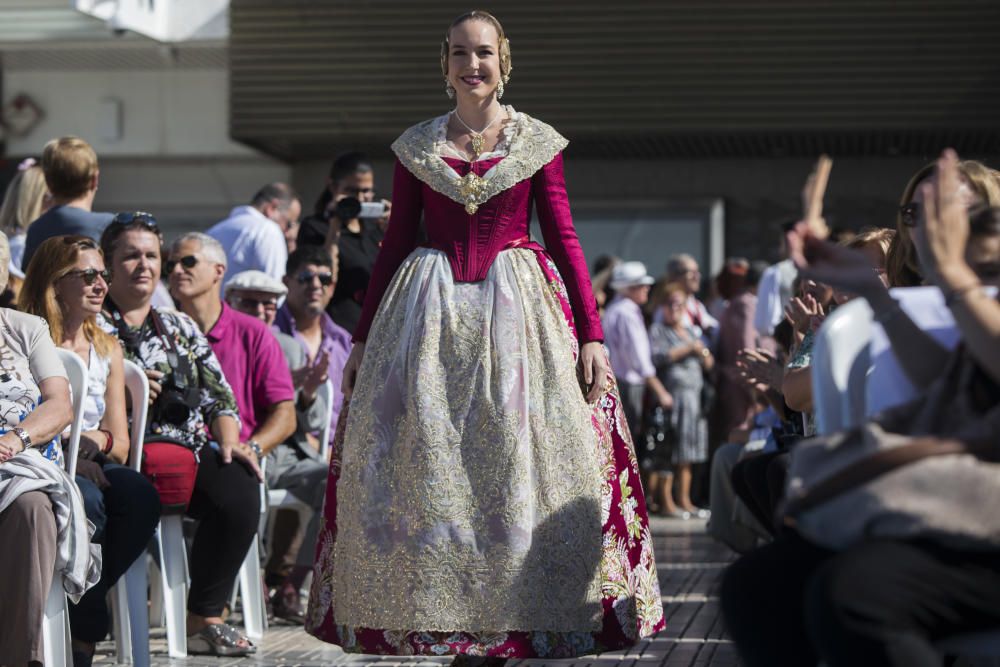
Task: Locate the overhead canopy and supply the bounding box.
[229,0,1000,160]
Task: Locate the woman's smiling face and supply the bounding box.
[447,19,502,102]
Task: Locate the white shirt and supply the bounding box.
[603,296,656,385]
[206,205,288,286]
[753,259,797,337]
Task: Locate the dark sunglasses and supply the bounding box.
[232,295,278,310]
[899,202,920,227]
[295,270,334,286]
[164,255,198,274]
[110,211,160,230]
[63,268,111,286]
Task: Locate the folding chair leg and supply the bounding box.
[42,579,71,667]
[237,539,267,641]
[158,515,188,658]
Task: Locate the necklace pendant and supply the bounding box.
[465,202,479,215]
[470,133,485,158]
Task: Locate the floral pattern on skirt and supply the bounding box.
[306,249,664,657]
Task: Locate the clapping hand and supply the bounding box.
[737,348,784,393]
[784,294,822,334]
[293,350,330,403]
[917,149,972,287]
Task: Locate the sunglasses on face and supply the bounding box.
[232,295,278,311]
[63,268,111,286]
[164,255,198,274]
[295,270,334,286]
[900,202,920,227]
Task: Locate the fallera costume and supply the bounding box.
[306,107,664,658]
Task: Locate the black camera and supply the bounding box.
[154,350,202,426]
[329,196,385,221]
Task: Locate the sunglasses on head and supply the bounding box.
[164,255,198,274]
[295,270,334,286]
[110,211,160,230]
[63,268,111,286]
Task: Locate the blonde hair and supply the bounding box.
[886,160,1000,287]
[18,235,116,357]
[0,166,48,235]
[0,231,10,291]
[440,11,513,84]
[41,136,99,200]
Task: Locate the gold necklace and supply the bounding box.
[452,107,503,160]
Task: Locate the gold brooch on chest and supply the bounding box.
[459,172,489,215]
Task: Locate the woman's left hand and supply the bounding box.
[580,341,611,403]
[919,149,973,286]
[223,441,262,481]
[0,433,21,463]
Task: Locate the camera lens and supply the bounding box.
[332,197,362,221]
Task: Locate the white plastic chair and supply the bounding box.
[42,349,90,667]
[234,378,336,641]
[811,297,1000,659]
[108,360,151,666]
[810,298,873,435]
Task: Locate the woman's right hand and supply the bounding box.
[342,343,365,400]
[145,369,164,404]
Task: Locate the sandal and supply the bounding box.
[187,622,257,656]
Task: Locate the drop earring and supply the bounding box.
[445,80,455,99]
[496,80,505,100]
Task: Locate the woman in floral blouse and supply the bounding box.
[99,212,261,656]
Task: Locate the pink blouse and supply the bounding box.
[353,152,604,344]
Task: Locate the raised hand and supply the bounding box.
[918,149,972,287]
[737,348,783,393]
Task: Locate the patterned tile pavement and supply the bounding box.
[94,517,738,667]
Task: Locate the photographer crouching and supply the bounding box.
[98,212,261,656]
[296,152,391,332]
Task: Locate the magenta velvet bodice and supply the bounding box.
[353,151,604,344]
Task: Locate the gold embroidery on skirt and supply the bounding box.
[331,249,604,632]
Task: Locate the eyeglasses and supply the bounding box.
[231,295,278,311]
[164,255,198,274]
[295,270,334,286]
[110,211,159,230]
[899,202,920,227]
[62,268,111,286]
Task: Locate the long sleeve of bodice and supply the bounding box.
[353,159,422,342]
[533,152,604,343]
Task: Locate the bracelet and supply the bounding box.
[247,440,263,458]
[99,429,114,455]
[944,283,983,308]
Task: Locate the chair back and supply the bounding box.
[56,348,89,478]
[811,298,873,435]
[122,359,150,472]
[317,379,334,459]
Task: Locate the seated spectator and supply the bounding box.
[274,247,352,442]
[298,152,391,332]
[98,212,261,656]
[886,157,1000,288]
[21,137,114,271]
[721,150,1000,667]
[0,159,50,296]
[0,230,78,666]
[224,270,331,623]
[205,182,300,285]
[19,235,161,667]
[603,261,674,445]
[649,281,714,518]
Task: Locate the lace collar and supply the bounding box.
[435,105,517,161]
[391,106,568,214]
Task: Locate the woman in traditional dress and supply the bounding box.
[307,11,664,661]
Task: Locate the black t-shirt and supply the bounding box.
[298,215,385,333]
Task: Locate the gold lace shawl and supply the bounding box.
[390,110,568,214]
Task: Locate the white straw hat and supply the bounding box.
[609,261,655,290]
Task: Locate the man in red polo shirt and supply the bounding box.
[167,231,296,484]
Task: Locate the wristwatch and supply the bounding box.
[11,426,31,452]
[247,440,263,458]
